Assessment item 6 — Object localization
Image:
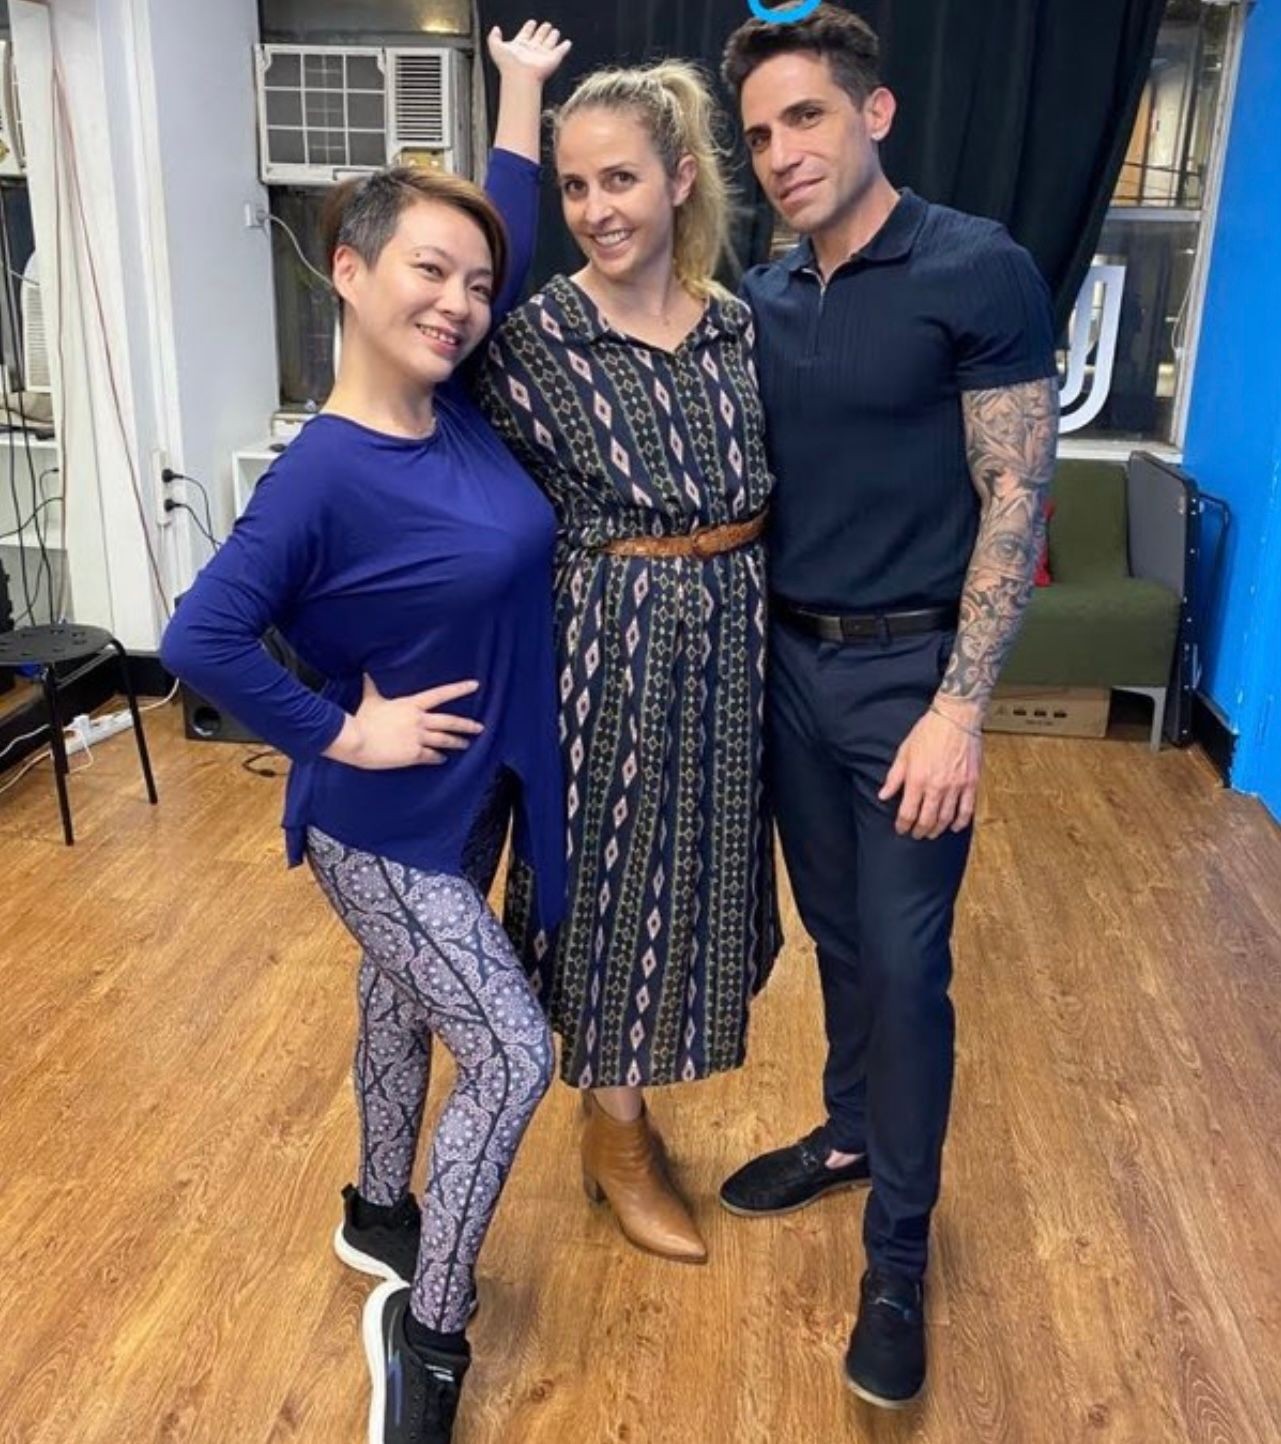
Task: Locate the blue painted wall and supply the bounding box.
[1183,0,1281,816]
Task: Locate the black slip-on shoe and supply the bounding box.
[719,1127,870,1217]
[844,1268,926,1410]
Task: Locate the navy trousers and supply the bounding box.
[768,617,972,1281]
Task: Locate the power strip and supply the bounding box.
[66,709,135,758]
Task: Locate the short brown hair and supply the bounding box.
[320,165,508,300]
[722,4,881,107]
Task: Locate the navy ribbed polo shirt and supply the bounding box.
[743,189,1058,613]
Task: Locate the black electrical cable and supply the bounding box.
[0,186,53,623]
[241,747,285,778]
[0,240,36,625]
[4,426,38,624]
[163,468,217,544]
[0,493,60,542]
[23,431,54,622]
[164,498,220,552]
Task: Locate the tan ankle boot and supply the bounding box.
[580,1095,708,1264]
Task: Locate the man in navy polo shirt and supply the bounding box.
[719,3,1059,1410]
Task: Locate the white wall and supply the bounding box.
[140,0,278,547]
[9,0,277,650]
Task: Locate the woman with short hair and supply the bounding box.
[162,24,570,1444]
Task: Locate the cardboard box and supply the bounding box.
[984,686,1110,738]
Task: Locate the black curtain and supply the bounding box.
[479,0,1165,332]
[851,0,1166,330]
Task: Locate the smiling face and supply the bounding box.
[332,198,494,388]
[740,51,894,239]
[555,105,695,287]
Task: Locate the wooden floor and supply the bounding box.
[1,703,1279,1444]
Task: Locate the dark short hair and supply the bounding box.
[320,165,508,299]
[722,3,881,107]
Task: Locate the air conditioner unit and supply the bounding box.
[0,40,25,178]
[21,250,49,395]
[254,44,471,187]
[386,48,472,179]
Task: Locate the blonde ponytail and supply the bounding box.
[552,61,733,300]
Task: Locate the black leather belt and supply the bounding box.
[772,596,959,644]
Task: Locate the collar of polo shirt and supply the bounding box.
[783,188,930,274]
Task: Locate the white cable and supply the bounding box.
[0,721,50,761]
[0,746,48,797]
[0,712,105,803]
[0,680,177,787]
[0,735,94,800]
[139,676,181,712]
[267,213,333,290]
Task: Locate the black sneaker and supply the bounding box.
[364,1281,470,1443]
[844,1268,926,1409]
[334,1184,422,1284]
[335,1185,481,1322]
[719,1127,870,1216]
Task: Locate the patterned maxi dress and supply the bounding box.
[476,275,780,1088]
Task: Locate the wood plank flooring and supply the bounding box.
[1,703,1278,1444]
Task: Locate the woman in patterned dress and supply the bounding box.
[476,61,779,1263]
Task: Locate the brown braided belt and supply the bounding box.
[599,510,767,560]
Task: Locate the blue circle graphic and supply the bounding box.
[748,0,822,23]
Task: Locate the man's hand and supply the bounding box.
[486,20,572,85]
[878,701,982,839]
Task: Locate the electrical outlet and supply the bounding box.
[244,201,269,230]
[154,448,172,528]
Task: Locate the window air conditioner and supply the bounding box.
[254,44,471,187]
[0,40,25,178]
[21,251,50,396]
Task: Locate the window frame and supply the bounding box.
[1063,0,1247,461]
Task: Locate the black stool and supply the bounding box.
[0,623,159,844]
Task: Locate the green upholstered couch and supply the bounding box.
[1001,455,1188,749]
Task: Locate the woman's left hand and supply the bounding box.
[487,20,572,85]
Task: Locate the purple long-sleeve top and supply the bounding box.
[160,150,565,927]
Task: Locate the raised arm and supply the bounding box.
[482,21,571,321]
[488,20,570,163]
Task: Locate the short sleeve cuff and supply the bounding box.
[958,357,1060,392]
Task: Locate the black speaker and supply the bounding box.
[180,683,259,742]
[174,600,324,744]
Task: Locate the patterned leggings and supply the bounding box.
[306,773,554,1332]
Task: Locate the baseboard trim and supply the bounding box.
[1192,691,1235,783]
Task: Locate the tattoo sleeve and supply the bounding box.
[938,378,1060,713]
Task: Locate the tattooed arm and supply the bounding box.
[878,377,1059,840]
[938,377,1060,719]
